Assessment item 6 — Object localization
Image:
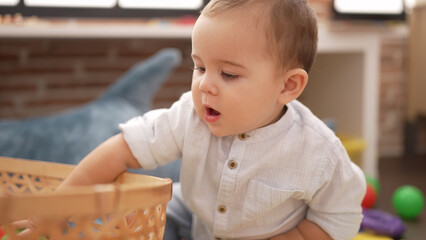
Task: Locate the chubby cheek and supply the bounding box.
[191,86,204,119]
[191,77,202,98]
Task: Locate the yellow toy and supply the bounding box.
[353,232,393,240]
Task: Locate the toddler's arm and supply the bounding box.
[58,133,140,189]
[269,219,332,240]
[15,133,139,238]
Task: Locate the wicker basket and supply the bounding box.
[0,157,173,240]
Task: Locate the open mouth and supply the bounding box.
[204,106,221,123]
[207,107,221,116]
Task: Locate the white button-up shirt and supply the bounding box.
[120,92,365,240]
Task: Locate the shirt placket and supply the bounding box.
[213,133,247,237]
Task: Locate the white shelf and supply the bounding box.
[0,22,194,38]
[312,25,406,178]
[316,27,382,178]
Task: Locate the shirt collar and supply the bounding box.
[238,101,297,143]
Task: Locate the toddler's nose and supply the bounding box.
[199,74,218,95]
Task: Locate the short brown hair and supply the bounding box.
[201,0,318,73]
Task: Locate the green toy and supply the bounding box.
[392,185,424,219]
[366,175,381,194]
[0,229,47,240]
[1,235,47,240]
[0,228,23,240]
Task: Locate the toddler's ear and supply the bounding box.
[277,68,308,105]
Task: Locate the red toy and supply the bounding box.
[362,184,377,208]
[0,227,4,238]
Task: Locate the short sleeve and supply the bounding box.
[119,92,192,169]
[307,141,366,240]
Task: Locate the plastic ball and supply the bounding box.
[366,175,381,195]
[362,184,377,208]
[392,185,424,219]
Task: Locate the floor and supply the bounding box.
[376,154,426,240]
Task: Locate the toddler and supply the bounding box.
[60,0,366,239]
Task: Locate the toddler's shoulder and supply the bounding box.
[288,100,339,145]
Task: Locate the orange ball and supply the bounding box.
[362,184,377,208]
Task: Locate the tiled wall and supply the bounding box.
[0,0,423,156]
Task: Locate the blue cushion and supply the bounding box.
[0,48,182,182]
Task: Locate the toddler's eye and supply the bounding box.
[193,67,206,73]
[221,71,239,80]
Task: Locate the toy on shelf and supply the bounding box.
[362,184,377,208]
[361,208,406,239]
[392,185,425,219]
[322,118,366,167]
[340,136,366,168]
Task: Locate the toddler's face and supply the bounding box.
[191,12,286,137]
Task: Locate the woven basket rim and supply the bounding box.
[0,156,173,224]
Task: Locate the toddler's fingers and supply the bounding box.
[17,228,34,239]
[9,219,38,239]
[9,219,31,229]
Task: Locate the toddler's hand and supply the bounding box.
[8,218,67,239]
[7,218,38,239]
